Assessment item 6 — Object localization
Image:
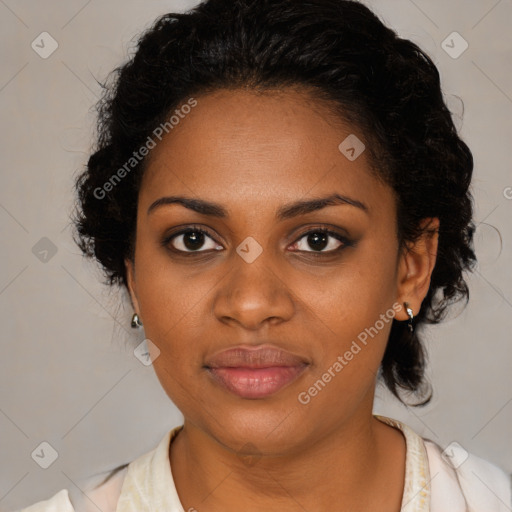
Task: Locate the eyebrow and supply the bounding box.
[147,193,368,220]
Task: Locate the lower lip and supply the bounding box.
[207,366,308,399]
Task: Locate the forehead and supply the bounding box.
[139,88,392,217]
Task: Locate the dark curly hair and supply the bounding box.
[73,0,477,406]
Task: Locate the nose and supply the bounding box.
[212,251,295,330]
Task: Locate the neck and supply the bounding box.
[169,401,405,511]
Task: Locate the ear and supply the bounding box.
[395,217,439,321]
[125,257,141,316]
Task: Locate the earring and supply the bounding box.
[403,302,414,333]
[131,313,143,329]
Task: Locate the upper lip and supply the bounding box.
[205,345,309,369]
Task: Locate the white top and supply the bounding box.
[15,415,512,512]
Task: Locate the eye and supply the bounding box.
[163,226,223,253]
[290,228,352,254]
[162,225,353,256]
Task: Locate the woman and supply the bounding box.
[18,0,511,510]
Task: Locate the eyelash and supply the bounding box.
[161,224,354,257]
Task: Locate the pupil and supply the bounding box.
[308,232,327,251]
[184,231,204,251]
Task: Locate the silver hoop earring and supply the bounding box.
[404,302,414,333]
[131,313,143,329]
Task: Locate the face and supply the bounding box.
[126,87,437,456]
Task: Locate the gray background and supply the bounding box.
[0,0,511,509]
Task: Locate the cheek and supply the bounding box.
[307,236,398,331]
[295,275,397,417]
[136,262,213,357]
[297,234,399,384]
[134,257,210,408]
[133,226,214,324]
[132,244,235,409]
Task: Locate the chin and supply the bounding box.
[203,399,310,456]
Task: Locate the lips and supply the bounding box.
[204,345,309,399]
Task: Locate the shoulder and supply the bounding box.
[13,426,180,512]
[14,489,74,512]
[15,466,128,512]
[424,438,512,511]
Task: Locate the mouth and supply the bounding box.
[204,345,309,399]
[205,365,308,399]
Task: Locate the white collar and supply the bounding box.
[114,415,432,512]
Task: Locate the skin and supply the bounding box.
[125,87,439,511]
